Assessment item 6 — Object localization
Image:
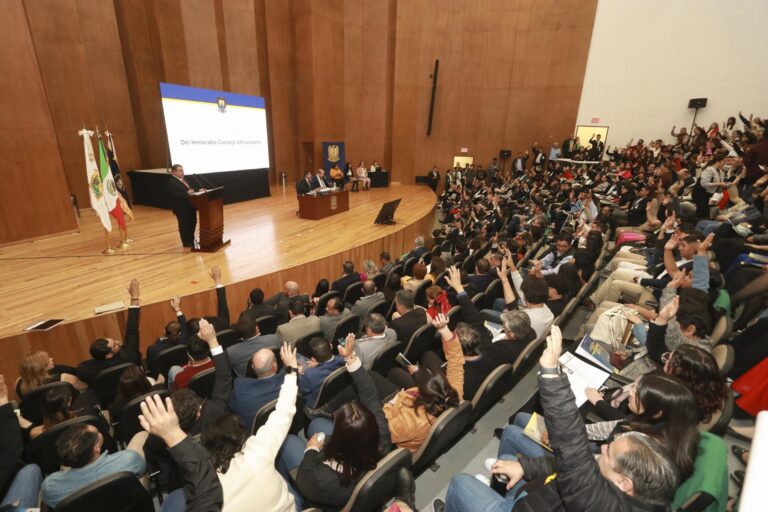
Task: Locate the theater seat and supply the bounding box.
[698,388,734,437]
[187,368,216,399]
[413,280,432,308]
[412,401,472,475]
[116,389,170,445]
[28,415,116,475]
[332,314,361,346]
[313,366,353,409]
[315,291,341,317]
[154,345,188,380]
[511,327,551,383]
[470,364,514,423]
[295,330,325,358]
[343,281,364,305]
[94,363,133,408]
[671,432,728,512]
[711,344,734,377]
[254,314,279,335]
[370,341,403,376]
[250,394,306,435]
[403,257,417,277]
[403,323,436,362]
[53,471,154,512]
[215,328,241,349]
[20,381,76,426]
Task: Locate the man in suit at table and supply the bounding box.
[296,170,314,196]
[168,164,201,248]
[276,299,321,347]
[311,168,329,189]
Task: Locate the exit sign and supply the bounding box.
[590,117,600,123]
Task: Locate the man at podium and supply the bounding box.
[168,164,201,248]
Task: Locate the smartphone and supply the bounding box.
[395,353,413,369]
[337,337,346,348]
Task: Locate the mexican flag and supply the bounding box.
[98,135,125,229]
[81,130,112,231]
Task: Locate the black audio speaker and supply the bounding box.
[426,59,440,136]
[688,98,707,109]
[499,150,512,159]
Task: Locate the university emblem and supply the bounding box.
[327,144,340,163]
[330,195,338,210]
[217,96,227,113]
[90,172,103,198]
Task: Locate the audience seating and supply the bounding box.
[313,366,354,409]
[469,364,515,424]
[250,394,306,436]
[315,291,341,317]
[367,299,389,319]
[371,272,387,293]
[254,314,279,335]
[710,315,733,346]
[446,305,462,330]
[29,415,116,475]
[402,257,418,277]
[93,363,133,408]
[403,323,437,362]
[411,401,472,475]
[385,301,397,322]
[482,278,503,309]
[510,328,551,384]
[187,368,216,399]
[52,471,154,512]
[461,256,475,274]
[386,264,404,284]
[343,281,364,305]
[470,292,485,308]
[700,388,734,437]
[214,328,241,349]
[332,314,361,345]
[671,432,728,512]
[711,344,735,377]
[370,341,403,377]
[154,345,189,380]
[413,280,431,308]
[295,330,325,358]
[20,381,77,426]
[434,270,449,288]
[115,389,170,445]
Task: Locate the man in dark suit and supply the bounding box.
[240,288,278,322]
[399,235,428,263]
[299,338,344,405]
[168,164,200,248]
[229,348,286,430]
[588,133,605,161]
[331,261,362,294]
[296,170,314,196]
[311,168,329,189]
[76,278,143,386]
[264,281,310,324]
[389,290,428,343]
[466,257,494,297]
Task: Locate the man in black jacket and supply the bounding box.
[439,326,680,512]
[168,164,199,248]
[388,290,428,344]
[76,278,143,386]
[331,261,362,294]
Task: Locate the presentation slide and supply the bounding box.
[160,82,270,174]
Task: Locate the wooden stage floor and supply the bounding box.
[0,184,436,340]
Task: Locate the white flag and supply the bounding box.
[79,129,112,231]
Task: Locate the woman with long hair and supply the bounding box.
[108,364,164,425]
[17,351,85,398]
[28,385,74,440]
[664,344,728,424]
[277,336,390,509]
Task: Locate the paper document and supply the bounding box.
[523,412,553,452]
[484,320,506,342]
[575,334,615,372]
[559,352,610,407]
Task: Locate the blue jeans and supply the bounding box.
[445,457,527,512]
[695,220,722,236]
[499,414,550,459]
[160,488,186,512]
[1,464,42,511]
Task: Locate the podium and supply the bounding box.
[298,189,350,220]
[188,187,230,252]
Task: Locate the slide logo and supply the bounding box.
[217,96,227,113]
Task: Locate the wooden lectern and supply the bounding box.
[189,187,230,252]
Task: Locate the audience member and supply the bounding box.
[275,299,321,347]
[226,314,280,377]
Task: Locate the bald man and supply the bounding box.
[229,348,285,429]
[264,280,311,324]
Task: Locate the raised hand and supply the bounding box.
[280,342,298,369]
[128,278,140,300]
[209,265,222,286]
[431,312,450,331]
[698,233,714,255]
[170,296,181,312]
[664,233,680,251]
[446,265,464,293]
[338,333,356,360]
[539,325,563,370]
[197,318,219,347]
[657,296,679,324]
[138,394,186,448]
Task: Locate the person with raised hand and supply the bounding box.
[139,394,223,512]
[439,325,681,512]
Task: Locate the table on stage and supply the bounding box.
[370,171,390,188]
[298,189,350,220]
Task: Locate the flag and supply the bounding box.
[718,188,730,210]
[106,131,121,178]
[80,130,112,231]
[98,135,126,229]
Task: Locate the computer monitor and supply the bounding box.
[374,198,401,225]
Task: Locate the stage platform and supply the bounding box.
[0,184,435,397]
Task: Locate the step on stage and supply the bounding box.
[0,184,435,396]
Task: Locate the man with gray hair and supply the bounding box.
[389,289,428,344]
[229,348,285,429]
[351,280,385,329]
[355,313,398,369]
[399,234,428,263]
[264,280,310,324]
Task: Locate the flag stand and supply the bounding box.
[102,230,116,255]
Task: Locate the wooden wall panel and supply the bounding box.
[0,1,76,244]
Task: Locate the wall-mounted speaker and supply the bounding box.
[499,150,512,159]
[688,98,707,109]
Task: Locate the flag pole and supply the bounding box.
[103,228,115,255]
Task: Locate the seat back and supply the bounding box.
[332,314,361,346]
[711,344,734,377]
[370,341,404,376]
[512,328,550,377]
[117,389,170,444]
[372,273,387,293]
[215,328,242,349]
[698,388,734,436]
[340,448,413,512]
[313,366,354,409]
[413,280,432,308]
[93,363,133,408]
[446,305,462,330]
[434,270,449,288]
[295,330,325,358]
[470,364,515,423]
[403,257,417,277]
[53,471,154,512]
[386,264,404,284]
[31,415,116,475]
[710,315,732,345]
[254,314,279,335]
[367,299,389,319]
[403,323,436,362]
[187,368,216,399]
[343,281,364,305]
[251,394,306,435]
[20,381,76,426]
[483,279,503,308]
[461,256,475,274]
[155,345,189,380]
[470,292,486,308]
[412,401,472,474]
[316,291,341,317]
[385,300,397,322]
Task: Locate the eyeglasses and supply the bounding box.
[661,351,671,364]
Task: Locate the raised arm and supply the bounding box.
[434,313,464,401]
[663,234,682,279]
[197,319,233,422]
[121,278,142,365]
[0,376,23,494]
[210,266,230,327]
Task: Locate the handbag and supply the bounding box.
[589,305,636,349]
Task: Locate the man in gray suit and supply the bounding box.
[226,314,280,377]
[319,297,354,342]
[351,280,385,329]
[355,313,398,369]
[276,299,321,347]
